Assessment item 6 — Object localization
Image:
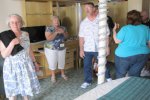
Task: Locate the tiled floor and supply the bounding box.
[0,62,116,100]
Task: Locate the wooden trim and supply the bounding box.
[22,0,27,26]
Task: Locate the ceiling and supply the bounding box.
[26,0,127,7]
[52,0,93,7]
[52,0,128,7]
[26,0,93,7]
[26,0,92,2]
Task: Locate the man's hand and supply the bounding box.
[80,50,85,58]
[113,23,120,31]
[106,47,110,56]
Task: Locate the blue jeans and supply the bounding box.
[115,54,149,79]
[84,52,98,83]
[105,62,111,79]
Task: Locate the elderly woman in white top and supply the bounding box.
[44,16,68,83]
[0,14,40,100]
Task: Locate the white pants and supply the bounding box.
[44,48,66,70]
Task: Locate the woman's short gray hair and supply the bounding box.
[52,15,59,21]
[6,14,24,27]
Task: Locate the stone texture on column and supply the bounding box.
[98,0,107,84]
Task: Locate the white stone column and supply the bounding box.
[75,3,82,36]
[98,0,107,84]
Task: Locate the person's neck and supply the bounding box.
[87,14,96,21]
[12,29,21,37]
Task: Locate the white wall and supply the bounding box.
[0,0,23,32]
[128,0,142,11]
[0,0,144,32]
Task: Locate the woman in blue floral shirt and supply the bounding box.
[44,16,68,83]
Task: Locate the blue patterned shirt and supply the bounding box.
[44,26,67,50]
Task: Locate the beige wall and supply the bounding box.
[82,1,128,26]
[0,0,23,32]
[53,5,77,36]
[128,0,142,11]
[0,0,144,32]
[142,0,150,17]
[25,1,53,26]
[108,1,128,26]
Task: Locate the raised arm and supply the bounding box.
[57,27,68,39]
[0,38,19,58]
[113,23,121,44]
[106,36,110,56]
[106,25,110,56]
[45,31,58,41]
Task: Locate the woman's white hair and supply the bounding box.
[52,15,59,20]
[6,14,24,27]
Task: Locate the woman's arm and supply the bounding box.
[148,41,150,48]
[45,31,58,41]
[113,23,121,44]
[0,38,19,58]
[29,46,40,71]
[106,36,110,56]
[24,32,39,71]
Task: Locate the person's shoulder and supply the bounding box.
[140,24,149,28]
[80,18,87,27]
[124,24,132,27]
[135,24,150,31]
[118,25,132,33]
[1,30,10,34]
[22,31,29,36]
[120,25,130,30]
[46,26,55,32]
[123,24,140,29]
[0,30,13,37]
[81,17,88,23]
[46,25,54,29]
[125,24,150,31]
